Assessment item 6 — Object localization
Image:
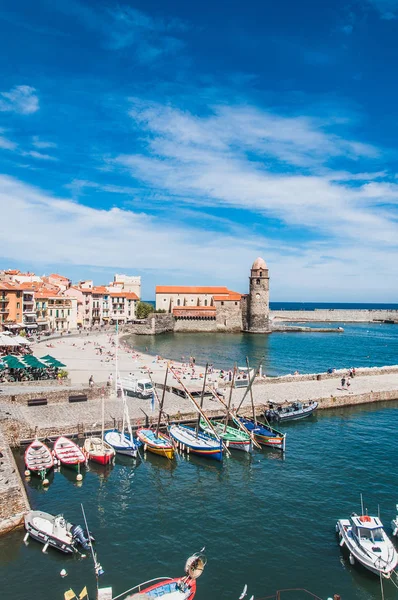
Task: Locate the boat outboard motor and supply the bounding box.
[71,524,91,550]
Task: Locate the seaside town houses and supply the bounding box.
[0,270,141,333]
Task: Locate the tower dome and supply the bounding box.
[251,257,267,270]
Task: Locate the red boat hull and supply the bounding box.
[87,452,113,465]
[140,577,196,599]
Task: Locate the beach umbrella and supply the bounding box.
[0,335,21,347]
[12,335,32,346]
[1,355,26,369]
[22,355,48,369]
[41,355,66,368]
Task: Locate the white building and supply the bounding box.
[110,274,141,299]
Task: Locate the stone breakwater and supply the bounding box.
[270,308,398,323]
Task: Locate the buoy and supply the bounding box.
[76,473,83,481]
[60,569,68,577]
[24,470,30,477]
[43,478,50,486]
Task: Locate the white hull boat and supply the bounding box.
[336,513,398,578]
[391,504,398,536]
[24,510,92,554]
[104,429,139,457]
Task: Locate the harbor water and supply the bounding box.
[126,322,398,375]
[1,400,398,599]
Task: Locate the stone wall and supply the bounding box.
[174,318,217,333]
[0,385,110,405]
[0,425,30,535]
[215,300,243,332]
[270,309,398,323]
[125,313,175,335]
[0,378,71,388]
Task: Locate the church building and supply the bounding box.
[155,258,270,333]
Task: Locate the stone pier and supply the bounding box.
[0,425,30,535]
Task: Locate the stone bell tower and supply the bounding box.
[248,257,270,333]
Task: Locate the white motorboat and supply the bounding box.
[391,504,398,536]
[336,513,398,578]
[24,510,92,554]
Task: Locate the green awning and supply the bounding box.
[1,355,26,369]
[41,355,66,368]
[23,355,48,369]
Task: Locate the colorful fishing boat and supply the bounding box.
[104,429,140,457]
[199,418,252,453]
[237,417,286,451]
[169,424,223,461]
[114,551,206,599]
[83,437,115,465]
[53,436,86,471]
[137,428,174,460]
[24,439,54,480]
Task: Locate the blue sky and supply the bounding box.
[1,0,398,301]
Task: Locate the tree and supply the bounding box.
[136,302,154,319]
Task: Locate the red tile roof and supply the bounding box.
[156,286,231,294]
[48,273,70,281]
[213,292,242,301]
[109,291,139,300]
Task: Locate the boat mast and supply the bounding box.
[156,364,169,438]
[224,365,236,432]
[246,357,257,425]
[235,357,263,414]
[196,363,208,437]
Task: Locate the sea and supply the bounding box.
[1,304,398,600]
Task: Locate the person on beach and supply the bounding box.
[107,373,113,387]
[347,378,351,388]
[89,375,94,387]
[341,377,346,388]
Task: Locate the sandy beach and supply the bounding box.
[34,331,221,388]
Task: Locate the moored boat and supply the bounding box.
[137,428,174,460]
[169,424,223,461]
[84,437,115,465]
[104,429,140,457]
[336,513,398,578]
[237,417,286,451]
[391,504,398,536]
[115,551,206,599]
[265,401,318,422]
[199,418,252,453]
[53,436,86,471]
[24,510,92,554]
[24,439,54,480]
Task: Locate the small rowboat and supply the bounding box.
[121,551,206,599]
[104,429,140,457]
[136,428,174,460]
[84,437,115,465]
[199,418,252,453]
[24,439,54,479]
[169,424,223,461]
[237,417,286,451]
[53,436,86,471]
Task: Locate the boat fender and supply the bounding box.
[226,441,230,448]
[42,541,49,554]
[23,532,29,543]
[144,444,147,452]
[43,478,50,487]
[187,446,190,455]
[71,524,91,551]
[349,554,355,565]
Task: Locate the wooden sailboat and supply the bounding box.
[53,436,86,471]
[200,366,252,453]
[84,393,115,465]
[104,323,140,457]
[168,366,229,462]
[136,366,175,460]
[24,439,54,480]
[235,357,286,452]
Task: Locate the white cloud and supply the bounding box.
[113,101,396,249]
[0,85,39,114]
[21,150,58,161]
[32,136,57,149]
[0,131,17,150]
[1,174,397,300]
